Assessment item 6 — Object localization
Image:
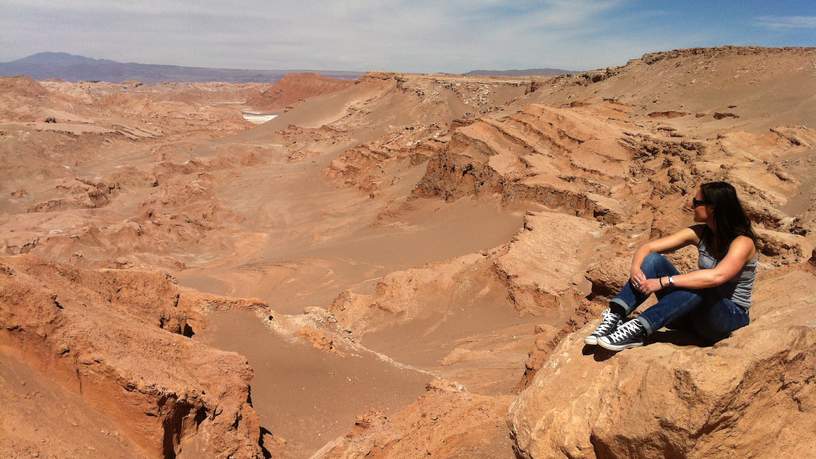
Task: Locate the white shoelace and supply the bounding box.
[606,319,643,343]
[593,309,621,336]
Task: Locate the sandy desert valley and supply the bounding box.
[2,46,816,458]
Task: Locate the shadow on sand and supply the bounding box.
[582,329,713,362]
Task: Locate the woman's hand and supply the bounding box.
[635,278,663,294]
[630,267,647,290]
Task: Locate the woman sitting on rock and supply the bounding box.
[586,181,758,351]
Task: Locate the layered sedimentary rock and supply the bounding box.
[0,256,263,458]
[415,103,631,224]
[508,266,816,458]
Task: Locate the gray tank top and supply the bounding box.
[698,237,757,309]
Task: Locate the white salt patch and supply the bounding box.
[242,112,279,124]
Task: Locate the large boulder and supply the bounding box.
[508,266,816,458]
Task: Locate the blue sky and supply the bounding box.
[1,0,814,72]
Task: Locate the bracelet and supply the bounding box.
[658,277,665,288]
[668,275,674,287]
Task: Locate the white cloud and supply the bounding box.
[755,15,816,29]
[0,0,700,72]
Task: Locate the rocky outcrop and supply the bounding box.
[494,211,602,311]
[328,253,494,338]
[313,379,515,459]
[0,255,263,458]
[639,46,816,65]
[330,209,605,334]
[321,73,534,194]
[27,177,120,212]
[326,136,446,193]
[415,103,632,224]
[508,266,816,458]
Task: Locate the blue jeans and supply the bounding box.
[610,253,750,344]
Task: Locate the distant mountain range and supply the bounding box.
[464,68,575,77]
[0,52,362,83]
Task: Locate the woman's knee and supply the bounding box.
[640,252,668,274]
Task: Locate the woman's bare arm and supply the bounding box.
[630,227,700,282]
[660,236,755,289]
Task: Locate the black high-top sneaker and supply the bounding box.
[584,308,623,345]
[598,319,646,351]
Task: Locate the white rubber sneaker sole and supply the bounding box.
[584,335,599,346]
[597,337,644,352]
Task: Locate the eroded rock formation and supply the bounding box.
[508,266,816,459]
[1,46,815,457]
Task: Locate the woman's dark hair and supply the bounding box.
[700,181,756,257]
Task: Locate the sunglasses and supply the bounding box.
[692,197,709,208]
